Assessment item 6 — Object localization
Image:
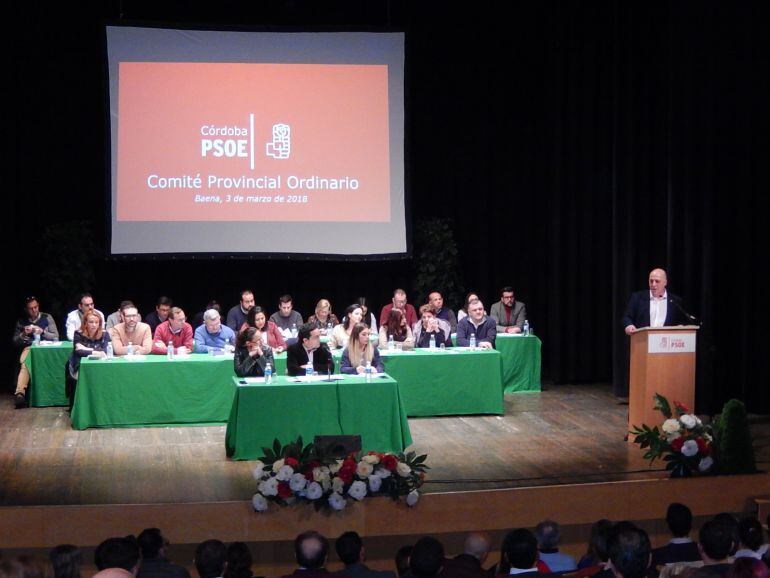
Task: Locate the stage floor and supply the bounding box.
[2,384,768,507]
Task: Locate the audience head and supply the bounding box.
[239,291,255,311]
[203,309,222,333]
[737,517,764,552]
[82,310,103,339]
[168,307,187,331]
[666,503,693,538]
[386,308,407,334]
[467,299,485,322]
[409,537,444,578]
[607,525,651,578]
[463,292,479,312]
[698,519,734,563]
[351,323,372,348]
[94,537,140,574]
[137,528,166,560]
[314,299,333,321]
[502,529,538,570]
[247,306,267,330]
[356,297,370,318]
[535,519,562,550]
[237,327,261,348]
[419,305,437,328]
[500,286,515,305]
[205,300,221,313]
[49,545,82,578]
[335,531,364,566]
[298,322,321,350]
[463,532,491,564]
[588,519,616,563]
[343,305,364,329]
[77,293,95,314]
[155,297,173,321]
[395,545,413,578]
[24,296,40,319]
[712,513,739,555]
[726,557,770,578]
[428,292,444,311]
[294,531,328,570]
[121,304,140,331]
[225,542,252,578]
[278,294,294,316]
[392,289,408,310]
[195,539,228,578]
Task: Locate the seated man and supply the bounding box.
[536,520,577,572]
[144,296,173,334]
[651,503,701,568]
[106,300,141,330]
[152,307,194,355]
[226,289,255,331]
[194,309,236,353]
[108,304,153,355]
[608,525,652,578]
[490,286,527,334]
[429,291,457,333]
[12,296,60,409]
[335,530,396,578]
[380,289,418,328]
[456,299,497,349]
[137,527,190,578]
[282,531,330,578]
[286,322,334,376]
[65,293,105,340]
[270,294,304,339]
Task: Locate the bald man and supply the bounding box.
[441,532,492,578]
[622,268,686,334]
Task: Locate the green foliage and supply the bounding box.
[714,399,757,474]
[412,218,464,308]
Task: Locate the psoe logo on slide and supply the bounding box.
[200,115,291,169]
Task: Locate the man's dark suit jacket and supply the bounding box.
[137,557,191,578]
[440,555,494,578]
[621,291,685,329]
[281,569,332,578]
[286,341,335,376]
[335,562,396,578]
[651,541,701,567]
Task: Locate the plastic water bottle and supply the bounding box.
[327,322,333,336]
[265,362,273,384]
[33,332,41,345]
[127,341,134,356]
[388,334,395,350]
[167,341,174,360]
[523,320,530,336]
[429,334,436,349]
[365,360,373,383]
[305,364,313,377]
[469,333,476,349]
[106,342,114,358]
[291,323,298,339]
[224,338,231,353]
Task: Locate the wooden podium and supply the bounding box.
[628,326,699,438]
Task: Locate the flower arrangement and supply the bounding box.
[631,393,714,477]
[250,437,429,512]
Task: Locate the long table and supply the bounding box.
[496,334,542,393]
[71,354,236,429]
[273,347,504,416]
[225,374,412,460]
[23,342,73,407]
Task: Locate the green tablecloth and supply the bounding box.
[23,342,73,407]
[71,353,236,429]
[225,374,412,460]
[273,347,504,416]
[496,334,542,393]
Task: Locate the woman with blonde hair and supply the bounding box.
[341,323,384,375]
[307,298,340,334]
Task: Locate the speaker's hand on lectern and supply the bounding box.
[625,325,637,335]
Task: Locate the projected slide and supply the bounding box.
[107,28,405,255]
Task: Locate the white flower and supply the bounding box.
[356,461,374,478]
[328,492,347,511]
[698,456,714,472]
[396,462,411,477]
[362,454,380,465]
[313,466,330,483]
[680,414,698,429]
[681,439,699,457]
[368,474,382,493]
[251,460,265,480]
[662,419,681,434]
[406,489,420,507]
[252,493,268,512]
[275,465,294,481]
[259,477,279,496]
[329,459,344,474]
[332,477,345,493]
[704,433,713,443]
[272,458,285,471]
[374,467,392,479]
[306,482,323,500]
[321,477,331,492]
[348,480,367,501]
[290,473,307,492]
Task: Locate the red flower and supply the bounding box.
[285,457,299,468]
[338,468,354,485]
[670,437,685,452]
[696,438,711,455]
[381,455,398,471]
[277,482,293,499]
[674,401,690,414]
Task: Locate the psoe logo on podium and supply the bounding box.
[648,332,696,353]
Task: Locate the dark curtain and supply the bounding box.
[8,1,770,414]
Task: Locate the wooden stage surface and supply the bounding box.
[2,384,769,508]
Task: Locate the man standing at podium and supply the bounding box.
[622,268,685,335]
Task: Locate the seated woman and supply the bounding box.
[341,323,384,375]
[414,305,452,348]
[67,310,111,407]
[328,304,363,349]
[234,327,274,377]
[356,296,378,333]
[307,298,340,335]
[240,306,286,353]
[457,291,480,322]
[378,308,414,350]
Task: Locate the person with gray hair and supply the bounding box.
[194,309,236,353]
[441,532,492,578]
[536,520,576,572]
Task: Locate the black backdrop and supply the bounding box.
[7,1,769,414]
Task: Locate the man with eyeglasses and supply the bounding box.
[379,288,418,328]
[12,296,60,408]
[108,303,153,355]
[65,292,105,340]
[490,286,527,334]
